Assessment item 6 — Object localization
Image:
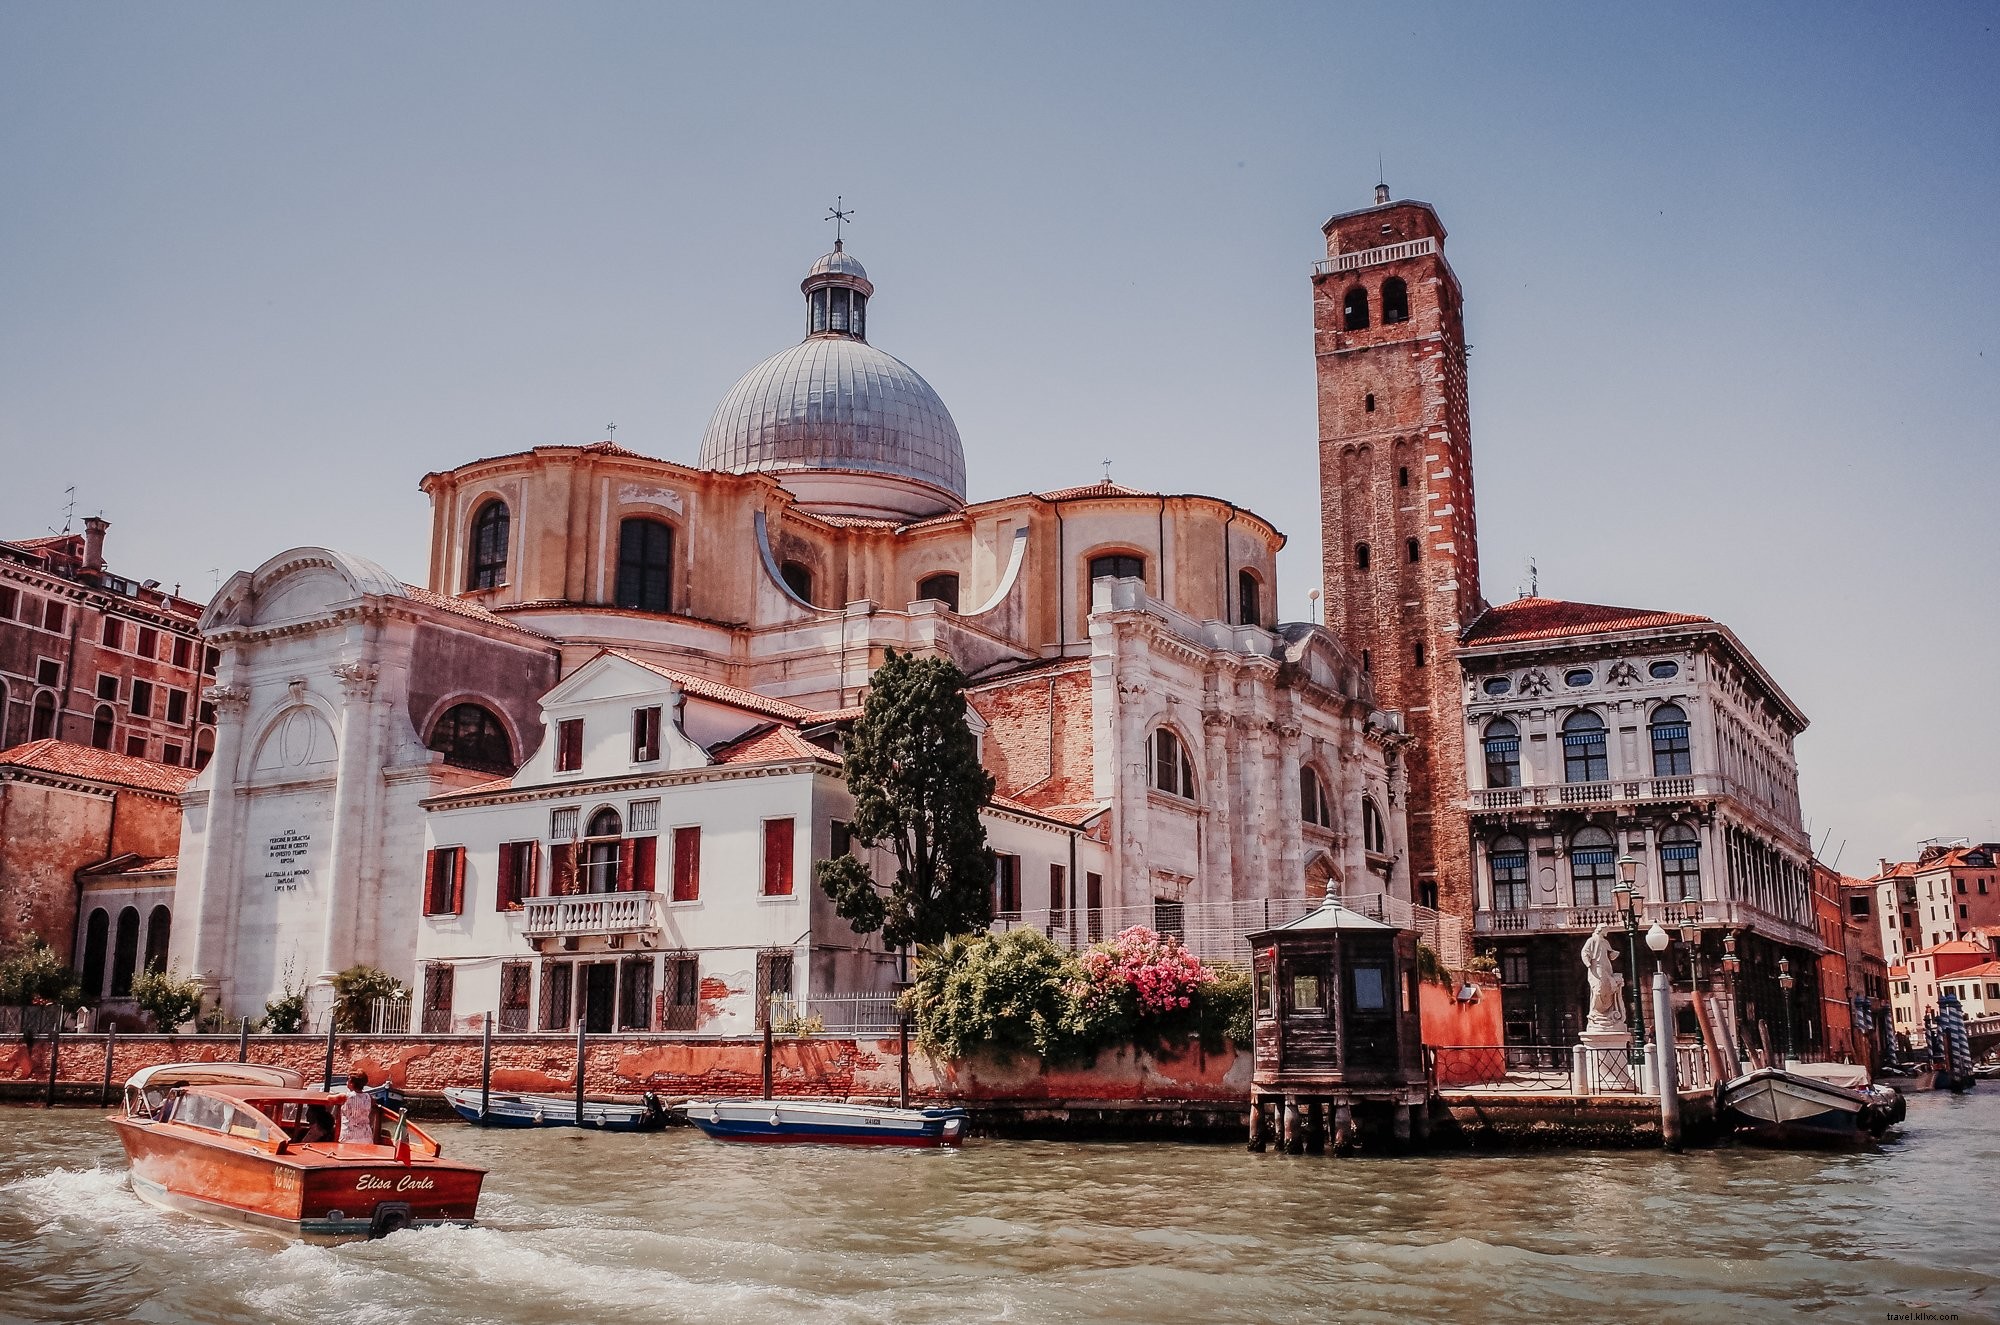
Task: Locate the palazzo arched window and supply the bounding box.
[144,905,171,975]
[1149,727,1196,799]
[615,518,674,613]
[1562,710,1608,784]
[1650,703,1692,777]
[1362,797,1388,855]
[1482,718,1521,788]
[427,703,514,775]
[81,909,109,1001]
[583,807,623,894]
[468,500,510,590]
[1490,835,1529,911]
[110,907,140,998]
[1660,824,1702,903]
[1570,826,1617,908]
[1301,767,1332,829]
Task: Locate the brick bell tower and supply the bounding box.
[1313,184,1485,922]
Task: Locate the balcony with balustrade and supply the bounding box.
[1467,773,1719,815]
[521,891,668,948]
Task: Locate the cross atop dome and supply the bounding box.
[824,195,854,249]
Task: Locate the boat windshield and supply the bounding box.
[245,1097,339,1144]
[167,1092,275,1142]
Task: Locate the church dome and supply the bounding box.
[698,243,966,519]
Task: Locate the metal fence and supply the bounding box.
[766,993,904,1036]
[1430,1042,1716,1095]
[368,997,412,1034]
[0,1006,84,1035]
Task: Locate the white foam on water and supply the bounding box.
[2,1165,147,1234]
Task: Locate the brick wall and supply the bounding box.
[968,661,1095,810]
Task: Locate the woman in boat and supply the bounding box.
[337,1072,377,1144]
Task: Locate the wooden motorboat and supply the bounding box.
[442,1086,669,1131]
[1719,1065,1903,1146]
[110,1062,485,1241]
[685,1098,967,1147]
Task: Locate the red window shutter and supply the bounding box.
[617,839,636,892]
[526,842,540,900]
[552,844,576,895]
[423,848,439,915]
[496,844,517,911]
[673,826,700,901]
[631,836,657,891]
[764,819,794,896]
[451,847,466,915]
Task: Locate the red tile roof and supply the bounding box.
[802,706,865,725]
[709,724,840,766]
[989,794,1105,826]
[606,652,814,721]
[1463,597,1712,646]
[1948,960,2000,981]
[809,513,903,530]
[1035,480,1156,502]
[0,740,198,795]
[401,584,547,633]
[1910,939,1991,957]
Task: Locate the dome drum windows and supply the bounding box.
[916,572,959,611]
[1237,570,1261,627]
[780,561,815,605]
[468,500,510,591]
[1149,727,1196,800]
[810,284,867,339]
[428,703,514,775]
[1089,553,1145,584]
[615,518,674,614]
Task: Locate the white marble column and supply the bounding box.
[186,681,252,1004]
[318,657,382,980]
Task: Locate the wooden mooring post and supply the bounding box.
[237,1017,250,1063]
[44,1021,61,1107]
[761,1010,774,1101]
[574,1017,587,1124]
[100,1027,117,1107]
[479,1012,493,1122]
[321,1015,337,1090]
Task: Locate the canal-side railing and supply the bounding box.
[1430,1042,1716,1096]
[766,993,903,1036]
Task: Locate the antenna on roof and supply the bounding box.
[53,484,77,535]
[1829,839,1846,871]
[824,195,854,250]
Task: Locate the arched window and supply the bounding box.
[780,561,815,604]
[1354,542,1371,570]
[1342,286,1370,331]
[144,905,171,975]
[1570,826,1617,908]
[916,573,960,611]
[615,517,674,613]
[194,729,214,771]
[1482,718,1521,789]
[110,906,141,998]
[583,807,623,894]
[467,500,510,591]
[1398,465,1409,488]
[1380,276,1410,324]
[1490,835,1529,911]
[1561,710,1608,783]
[1089,553,1145,582]
[1149,727,1196,799]
[81,909,109,1001]
[1660,824,1701,902]
[1650,702,1692,777]
[1301,767,1332,829]
[92,704,115,750]
[1406,537,1420,564]
[1237,570,1260,626]
[427,703,514,775]
[31,691,56,741]
[1362,797,1388,855]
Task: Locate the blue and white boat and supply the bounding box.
[442,1086,669,1132]
[685,1098,967,1147]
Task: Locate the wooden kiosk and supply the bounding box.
[1247,900,1428,1153]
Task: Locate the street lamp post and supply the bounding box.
[1720,930,1746,1068]
[1613,855,1645,1066]
[1777,955,1796,1067]
[1679,924,1705,1048]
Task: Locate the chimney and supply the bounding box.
[82,516,109,573]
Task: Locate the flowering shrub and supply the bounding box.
[909,926,1251,1063]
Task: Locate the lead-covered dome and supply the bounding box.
[698,243,966,519]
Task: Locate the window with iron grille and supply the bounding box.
[551,806,580,841]
[629,798,660,833]
[540,962,574,1032]
[755,950,793,1029]
[663,955,700,1031]
[619,957,653,1032]
[421,964,455,1034]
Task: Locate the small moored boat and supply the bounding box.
[685,1098,966,1147]
[1719,1064,1903,1146]
[111,1063,486,1241]
[442,1086,669,1132]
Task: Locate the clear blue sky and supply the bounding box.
[2,3,1994,873]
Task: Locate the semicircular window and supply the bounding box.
[428,703,515,775]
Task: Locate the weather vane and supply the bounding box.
[1101,458,1114,483]
[605,422,618,441]
[825,196,854,247]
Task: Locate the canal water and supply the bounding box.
[2,1090,1994,1324]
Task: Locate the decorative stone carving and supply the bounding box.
[331,660,380,698]
[202,684,251,716]
[1607,659,1640,687]
[1580,923,1628,1036]
[1519,668,1552,698]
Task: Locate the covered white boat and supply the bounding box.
[685,1098,966,1147]
[1719,1066,1903,1146]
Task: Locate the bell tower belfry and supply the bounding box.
[1313,186,1484,921]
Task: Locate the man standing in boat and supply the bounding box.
[338,1072,377,1145]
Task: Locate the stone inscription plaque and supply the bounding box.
[265,829,312,893]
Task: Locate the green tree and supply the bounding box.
[130,966,205,1033]
[330,965,406,1032]
[816,650,996,952]
[0,934,84,1010]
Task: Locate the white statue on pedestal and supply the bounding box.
[1581,923,1627,1035]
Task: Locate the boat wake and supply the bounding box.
[2,1165,144,1234]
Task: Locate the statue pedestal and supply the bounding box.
[1575,1030,1634,1094]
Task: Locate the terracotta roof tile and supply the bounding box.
[989,794,1106,826]
[809,513,903,530]
[604,652,813,720]
[709,724,840,766]
[802,706,864,724]
[1947,960,2000,981]
[1463,596,1713,646]
[400,584,550,634]
[0,740,198,795]
[1035,480,1157,502]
